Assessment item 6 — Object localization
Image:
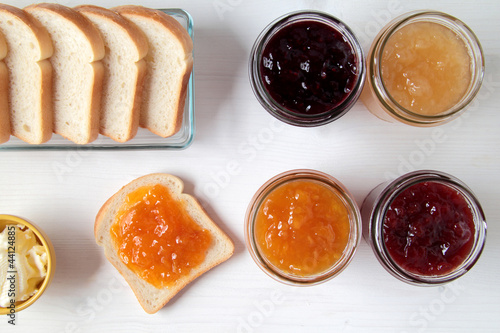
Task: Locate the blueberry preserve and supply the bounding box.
[250,12,364,126]
[384,182,475,276]
[260,20,358,115]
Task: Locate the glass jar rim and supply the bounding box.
[369,10,485,125]
[244,169,361,286]
[249,11,366,127]
[368,170,487,285]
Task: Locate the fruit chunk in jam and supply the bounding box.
[110,185,212,288]
[254,180,350,277]
[383,181,475,276]
[260,20,358,115]
[381,22,471,116]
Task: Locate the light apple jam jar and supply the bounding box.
[361,11,484,126]
[245,170,361,285]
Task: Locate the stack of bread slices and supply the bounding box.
[0,3,193,144]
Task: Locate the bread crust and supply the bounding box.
[75,5,149,142]
[0,30,8,143]
[25,3,104,61]
[113,6,193,138]
[112,5,193,55]
[25,3,105,144]
[88,61,104,143]
[0,61,9,144]
[0,4,53,144]
[128,59,147,140]
[95,173,234,313]
[75,5,148,60]
[0,4,53,59]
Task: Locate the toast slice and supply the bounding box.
[25,3,105,144]
[75,5,148,142]
[0,30,8,144]
[95,173,234,313]
[0,4,53,144]
[114,6,193,138]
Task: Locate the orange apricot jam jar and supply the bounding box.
[245,170,361,285]
[361,11,484,126]
[110,185,212,288]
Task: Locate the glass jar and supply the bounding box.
[245,169,361,285]
[361,11,484,126]
[361,170,487,285]
[249,11,365,127]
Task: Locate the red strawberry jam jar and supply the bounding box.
[361,170,486,285]
[249,11,365,127]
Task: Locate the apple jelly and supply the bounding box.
[361,11,484,126]
[110,185,212,288]
[381,22,471,116]
[361,170,487,285]
[250,11,365,127]
[245,170,361,285]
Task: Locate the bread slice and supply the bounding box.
[75,5,148,142]
[0,4,53,144]
[95,173,234,313]
[25,3,105,144]
[114,6,193,138]
[0,30,9,144]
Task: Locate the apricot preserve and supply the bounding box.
[245,170,361,285]
[250,12,365,126]
[110,185,212,288]
[361,170,487,285]
[255,180,350,276]
[383,181,474,276]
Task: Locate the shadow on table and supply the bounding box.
[41,211,103,304]
[192,21,247,144]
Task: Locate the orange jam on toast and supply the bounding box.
[254,180,350,277]
[381,22,471,115]
[110,185,212,288]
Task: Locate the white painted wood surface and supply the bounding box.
[0,0,499,332]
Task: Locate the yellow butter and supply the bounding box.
[0,225,47,307]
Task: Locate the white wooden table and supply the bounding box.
[1,0,499,332]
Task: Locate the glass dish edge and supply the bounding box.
[0,8,195,151]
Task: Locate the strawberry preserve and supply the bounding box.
[383,181,475,276]
[361,170,487,285]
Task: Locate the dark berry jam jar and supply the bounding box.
[361,170,486,286]
[249,11,365,127]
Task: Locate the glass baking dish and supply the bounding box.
[0,8,194,151]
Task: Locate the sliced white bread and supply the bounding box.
[95,173,234,314]
[114,6,193,138]
[0,4,53,144]
[75,5,148,143]
[0,30,8,144]
[25,3,105,144]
